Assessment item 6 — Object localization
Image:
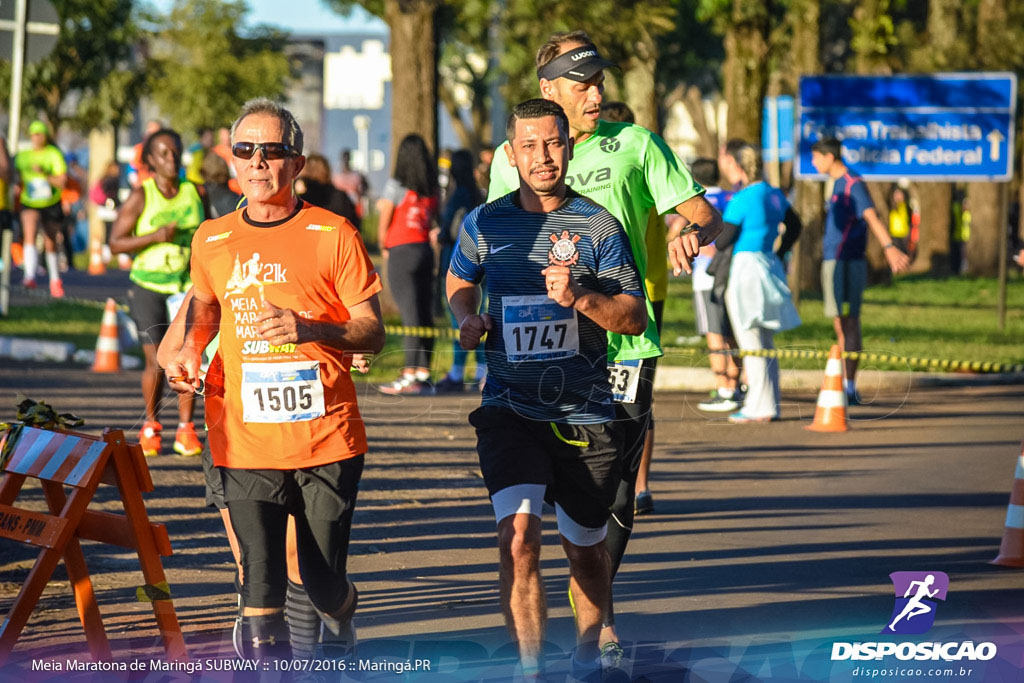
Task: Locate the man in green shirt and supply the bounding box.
[486,30,723,670]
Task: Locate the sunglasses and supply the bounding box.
[231,141,299,160]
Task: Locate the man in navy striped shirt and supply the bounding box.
[448,99,645,680]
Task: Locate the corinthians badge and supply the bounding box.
[548,230,581,267]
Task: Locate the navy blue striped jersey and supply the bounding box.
[449,191,643,423]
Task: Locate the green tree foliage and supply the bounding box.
[500,0,678,109]
[147,0,292,132]
[0,0,142,133]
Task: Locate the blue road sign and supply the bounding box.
[796,73,1017,181]
[762,95,795,162]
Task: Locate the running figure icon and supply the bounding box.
[888,574,939,631]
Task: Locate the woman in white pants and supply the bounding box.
[717,140,802,423]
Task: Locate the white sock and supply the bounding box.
[414,369,430,382]
[719,387,735,399]
[45,251,60,282]
[23,244,38,282]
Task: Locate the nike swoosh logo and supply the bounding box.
[489,244,513,254]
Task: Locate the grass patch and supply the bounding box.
[2,275,1021,378]
[0,301,109,350]
[661,274,1024,370]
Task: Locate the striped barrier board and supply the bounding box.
[0,426,186,663]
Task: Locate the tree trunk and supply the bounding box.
[787,0,822,298]
[623,32,659,134]
[385,0,439,160]
[723,0,769,142]
[863,182,892,283]
[910,182,952,275]
[964,183,1003,276]
[791,181,825,295]
[964,0,1009,277]
[438,79,474,152]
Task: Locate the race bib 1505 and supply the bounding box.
[241,360,325,423]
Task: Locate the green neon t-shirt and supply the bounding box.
[488,120,704,360]
[15,145,66,209]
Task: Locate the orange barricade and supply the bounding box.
[0,425,187,663]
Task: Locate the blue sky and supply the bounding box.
[151,0,386,34]
[245,0,385,34]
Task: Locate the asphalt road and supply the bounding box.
[0,360,1021,681]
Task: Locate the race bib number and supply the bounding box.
[241,361,325,423]
[608,359,642,403]
[502,294,579,362]
[27,178,52,201]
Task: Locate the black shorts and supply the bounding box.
[128,282,172,347]
[693,289,733,337]
[202,445,226,509]
[220,456,364,522]
[20,203,63,226]
[615,357,657,482]
[469,405,623,529]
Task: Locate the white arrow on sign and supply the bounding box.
[987,129,1005,162]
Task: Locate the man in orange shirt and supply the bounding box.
[166,98,385,663]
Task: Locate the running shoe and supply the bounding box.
[376,374,429,395]
[634,490,655,515]
[117,253,132,270]
[22,279,37,290]
[49,279,65,298]
[139,421,162,457]
[319,581,358,659]
[600,641,625,672]
[432,375,465,394]
[11,242,23,267]
[846,389,863,406]
[697,392,740,412]
[232,593,244,658]
[728,411,777,424]
[173,422,202,456]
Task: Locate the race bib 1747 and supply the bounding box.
[501,294,579,362]
[241,360,326,423]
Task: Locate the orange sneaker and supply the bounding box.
[49,279,65,298]
[139,421,162,457]
[173,422,202,456]
[11,242,23,267]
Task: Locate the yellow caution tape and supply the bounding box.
[137,581,171,602]
[662,347,1024,374]
[384,325,459,340]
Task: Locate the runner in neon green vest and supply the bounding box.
[110,128,208,459]
[13,121,67,296]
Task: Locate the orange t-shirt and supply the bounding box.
[190,202,383,470]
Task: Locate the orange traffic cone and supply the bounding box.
[92,298,121,373]
[991,441,1024,567]
[87,238,106,275]
[806,345,848,432]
